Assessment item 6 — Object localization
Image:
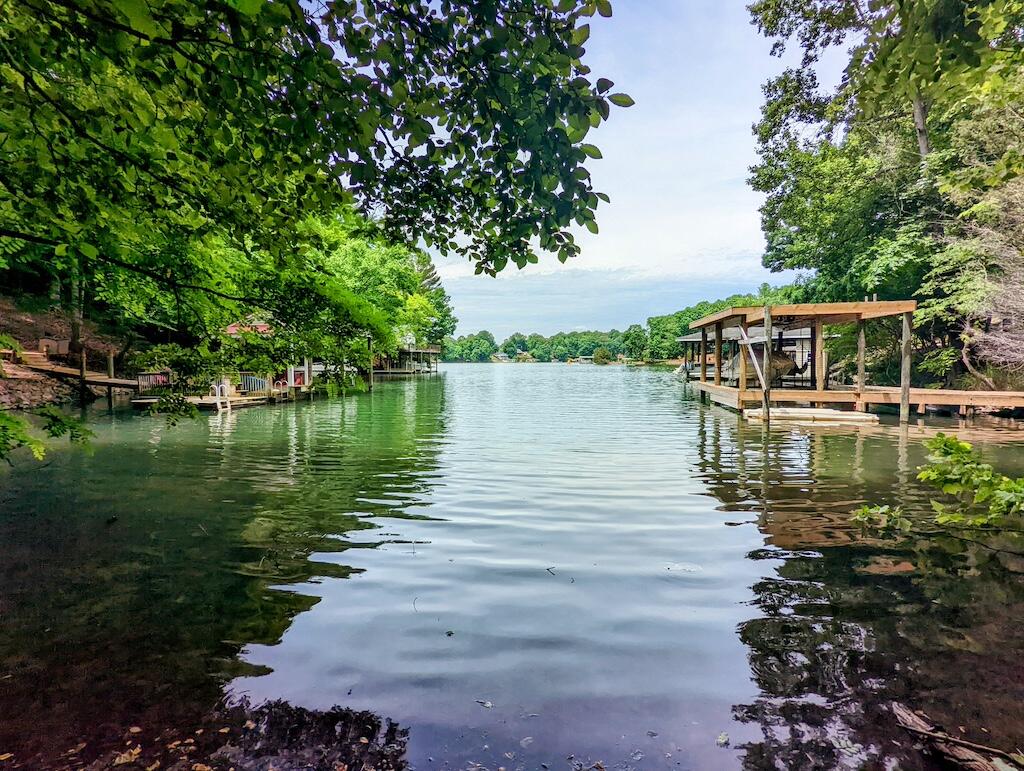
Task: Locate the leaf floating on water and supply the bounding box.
[716,732,730,747]
[0,753,13,762]
[129,726,143,734]
[520,737,534,748]
[630,749,645,761]
[113,745,141,765]
[243,720,256,729]
[475,700,494,709]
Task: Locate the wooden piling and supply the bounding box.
[699,329,707,384]
[714,322,723,386]
[899,311,912,424]
[761,306,772,421]
[856,318,866,411]
[738,318,748,393]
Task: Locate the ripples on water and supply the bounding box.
[1,364,1023,769]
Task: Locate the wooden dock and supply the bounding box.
[130,395,273,411]
[688,301,1024,421]
[694,381,1024,415]
[19,358,139,390]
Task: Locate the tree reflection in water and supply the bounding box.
[693,408,1024,770]
[0,377,447,767]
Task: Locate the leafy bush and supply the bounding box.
[592,347,612,365]
[854,433,1024,533]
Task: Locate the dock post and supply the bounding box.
[699,329,707,384]
[762,306,772,422]
[813,317,825,404]
[367,335,374,392]
[79,348,88,404]
[714,323,722,386]
[738,318,748,402]
[899,311,912,424]
[856,318,866,411]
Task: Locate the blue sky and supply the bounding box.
[438,1,826,341]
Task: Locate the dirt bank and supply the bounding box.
[1,297,129,409]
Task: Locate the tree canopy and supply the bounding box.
[1,0,629,281]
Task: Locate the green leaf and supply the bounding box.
[112,0,159,37]
[596,0,613,18]
[225,0,264,15]
[609,92,635,107]
[596,77,614,93]
[580,143,602,159]
[585,219,599,234]
[79,243,98,259]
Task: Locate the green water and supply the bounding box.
[2,364,1023,769]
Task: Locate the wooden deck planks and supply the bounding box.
[694,381,1024,412]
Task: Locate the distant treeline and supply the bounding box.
[443,284,793,363]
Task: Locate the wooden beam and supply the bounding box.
[814,317,825,392]
[688,300,918,330]
[699,328,707,383]
[900,311,912,423]
[856,319,866,412]
[738,318,748,388]
[714,323,723,386]
[809,322,817,392]
[737,324,766,392]
[762,305,772,420]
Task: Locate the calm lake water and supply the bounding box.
[2,363,1024,769]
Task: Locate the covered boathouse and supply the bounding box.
[684,300,1024,423]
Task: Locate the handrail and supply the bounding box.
[209,382,231,412]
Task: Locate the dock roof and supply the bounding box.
[676,326,810,343]
[688,300,916,331]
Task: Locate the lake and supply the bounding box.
[2,363,1023,769]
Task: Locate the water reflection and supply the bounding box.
[3,368,1024,770]
[691,408,1024,769]
[0,377,447,766]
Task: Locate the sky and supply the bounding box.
[437,0,820,342]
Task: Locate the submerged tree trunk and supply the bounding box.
[912,92,932,159]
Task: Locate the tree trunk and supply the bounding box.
[912,92,931,159]
[962,340,995,390]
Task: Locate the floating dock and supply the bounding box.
[130,395,275,411]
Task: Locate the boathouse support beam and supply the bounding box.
[900,311,912,423]
[856,319,866,412]
[738,319,748,391]
[714,323,723,386]
[762,306,772,421]
[699,329,707,384]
